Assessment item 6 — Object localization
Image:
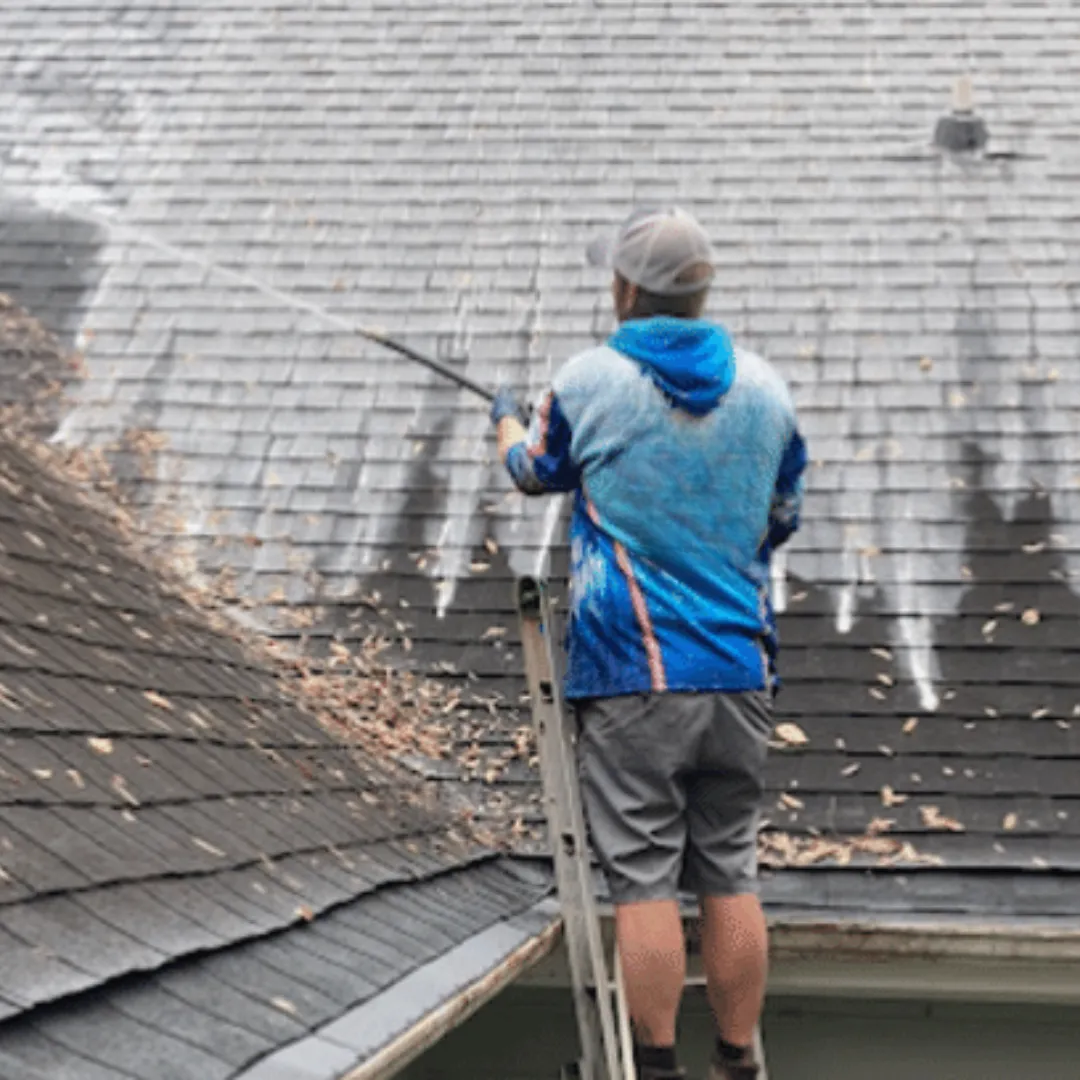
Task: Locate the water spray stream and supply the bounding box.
[36,196,496,403]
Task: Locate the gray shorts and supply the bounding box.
[576,691,772,904]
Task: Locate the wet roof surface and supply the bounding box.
[3,0,1080,932]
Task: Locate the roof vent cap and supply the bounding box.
[934,75,989,153]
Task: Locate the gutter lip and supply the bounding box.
[598,897,1080,957]
[764,915,1080,961]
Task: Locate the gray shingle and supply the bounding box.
[31,1002,234,1080]
[0,895,165,982]
[105,982,272,1068]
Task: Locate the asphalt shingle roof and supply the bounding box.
[0,307,552,1078]
[4,0,1080,920]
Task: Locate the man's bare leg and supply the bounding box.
[700,893,768,1054]
[616,898,686,1049]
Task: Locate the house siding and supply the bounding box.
[402,987,1080,1080]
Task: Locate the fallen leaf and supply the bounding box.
[902,717,919,734]
[271,997,298,1016]
[144,690,173,710]
[1002,813,1018,831]
[870,647,893,661]
[296,904,314,921]
[111,775,139,806]
[67,769,84,789]
[1021,608,1041,626]
[31,768,52,780]
[881,785,908,807]
[981,619,998,637]
[484,537,499,555]
[88,736,114,755]
[779,792,804,810]
[920,805,965,832]
[1022,541,1046,554]
[774,722,809,747]
[919,356,933,371]
[192,836,226,857]
[481,626,508,641]
[1031,707,1050,720]
[841,762,861,777]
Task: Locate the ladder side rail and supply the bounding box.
[517,578,625,1080]
[519,588,608,1080]
[538,588,624,1080]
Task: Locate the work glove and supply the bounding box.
[490,385,529,426]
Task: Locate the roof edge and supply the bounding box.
[232,898,562,1080]
[347,902,562,1080]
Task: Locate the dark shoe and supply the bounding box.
[637,1068,686,1080]
[707,1060,759,1080]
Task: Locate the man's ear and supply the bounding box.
[612,277,637,321]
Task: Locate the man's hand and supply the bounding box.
[489,386,528,426]
[491,386,531,467]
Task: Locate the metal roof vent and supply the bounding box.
[934,75,988,153]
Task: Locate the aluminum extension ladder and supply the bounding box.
[515,576,769,1080]
[517,576,632,1080]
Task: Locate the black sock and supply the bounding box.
[635,1044,678,1072]
[715,1036,751,1063]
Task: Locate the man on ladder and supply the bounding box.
[490,207,807,1080]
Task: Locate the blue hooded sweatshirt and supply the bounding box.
[506,316,807,700]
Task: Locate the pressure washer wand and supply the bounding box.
[356,325,496,404]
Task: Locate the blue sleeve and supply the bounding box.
[766,429,807,551]
[505,390,582,496]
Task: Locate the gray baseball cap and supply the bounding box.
[587,206,715,296]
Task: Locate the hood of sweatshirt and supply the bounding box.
[608,316,735,416]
